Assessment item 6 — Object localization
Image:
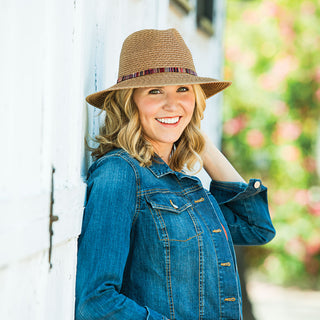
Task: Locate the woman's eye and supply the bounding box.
[177,87,189,92]
[148,89,161,94]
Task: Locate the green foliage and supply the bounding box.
[224,0,320,289]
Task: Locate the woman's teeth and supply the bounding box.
[156,117,180,124]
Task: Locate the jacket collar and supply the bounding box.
[147,155,200,183]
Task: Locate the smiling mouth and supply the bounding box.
[156,117,180,124]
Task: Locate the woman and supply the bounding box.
[75,28,275,320]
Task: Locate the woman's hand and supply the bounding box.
[201,132,245,183]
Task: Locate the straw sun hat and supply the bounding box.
[86,28,231,109]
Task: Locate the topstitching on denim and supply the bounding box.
[75,148,275,320]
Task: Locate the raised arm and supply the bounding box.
[201,133,245,183]
[202,134,275,245]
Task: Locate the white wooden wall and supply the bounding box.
[0,0,226,318]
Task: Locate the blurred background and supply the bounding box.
[1,0,319,319]
[223,0,320,319]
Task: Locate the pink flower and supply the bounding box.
[258,73,278,91]
[280,145,300,162]
[223,116,247,136]
[314,67,320,83]
[308,202,320,216]
[294,189,310,206]
[262,1,281,18]
[279,21,295,41]
[304,235,320,275]
[273,56,298,79]
[246,129,265,148]
[306,186,320,216]
[242,9,261,25]
[258,56,298,91]
[303,157,317,173]
[272,101,289,116]
[226,47,255,68]
[306,236,320,256]
[285,237,305,260]
[275,121,302,143]
[225,45,243,63]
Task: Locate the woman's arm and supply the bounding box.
[202,134,275,245]
[75,155,168,320]
[201,133,245,183]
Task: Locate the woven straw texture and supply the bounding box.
[86,29,231,109]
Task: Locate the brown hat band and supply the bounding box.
[117,67,198,83]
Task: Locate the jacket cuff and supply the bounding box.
[210,178,265,205]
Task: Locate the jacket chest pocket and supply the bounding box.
[145,193,203,242]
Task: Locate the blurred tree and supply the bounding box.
[224,0,320,289]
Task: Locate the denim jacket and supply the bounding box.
[75,149,275,320]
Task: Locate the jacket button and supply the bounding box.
[194,197,204,203]
[254,181,261,189]
[220,262,231,267]
[224,297,236,302]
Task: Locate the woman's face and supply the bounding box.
[133,85,195,156]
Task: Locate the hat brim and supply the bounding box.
[86,73,231,109]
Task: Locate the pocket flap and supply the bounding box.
[145,193,192,214]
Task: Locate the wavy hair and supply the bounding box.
[90,84,206,172]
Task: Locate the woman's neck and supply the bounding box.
[152,143,173,165]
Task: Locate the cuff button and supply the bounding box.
[254,181,261,189]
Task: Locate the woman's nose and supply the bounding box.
[163,92,179,111]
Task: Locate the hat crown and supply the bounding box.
[118,29,196,78]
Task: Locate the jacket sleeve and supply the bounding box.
[210,178,276,246]
[75,156,168,320]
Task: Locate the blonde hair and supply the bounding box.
[91,85,206,172]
